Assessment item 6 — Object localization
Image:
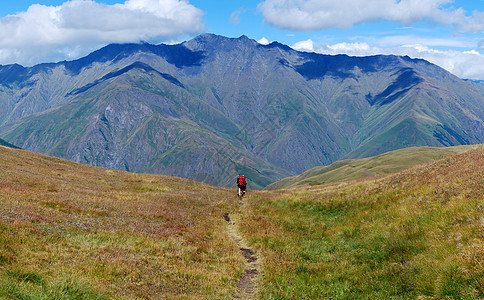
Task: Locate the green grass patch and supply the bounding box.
[241,147,484,299]
[0,272,106,300]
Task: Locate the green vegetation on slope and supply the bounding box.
[1,144,483,299]
[266,145,478,190]
[241,146,484,299]
[3,36,482,190]
[0,146,242,299]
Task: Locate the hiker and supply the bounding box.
[237,175,247,198]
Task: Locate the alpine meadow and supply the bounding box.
[0,145,243,298]
[0,144,482,298]
[0,11,483,299]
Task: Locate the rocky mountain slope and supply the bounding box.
[0,34,482,188]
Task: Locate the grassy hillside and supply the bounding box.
[0,146,242,299]
[266,145,479,190]
[240,146,483,299]
[1,144,482,299]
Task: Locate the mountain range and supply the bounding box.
[0,34,483,188]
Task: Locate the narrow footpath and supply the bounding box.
[224,199,261,299]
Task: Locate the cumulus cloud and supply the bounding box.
[0,0,205,66]
[293,38,484,80]
[374,35,476,48]
[292,39,314,51]
[456,10,484,32]
[257,37,271,45]
[258,0,484,32]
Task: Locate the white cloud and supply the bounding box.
[257,0,484,33]
[257,37,271,45]
[399,46,484,80]
[300,39,484,80]
[0,0,205,66]
[321,42,373,54]
[292,39,314,51]
[374,35,476,48]
[456,10,484,32]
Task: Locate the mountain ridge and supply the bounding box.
[0,34,482,188]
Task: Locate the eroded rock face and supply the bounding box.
[0,34,483,188]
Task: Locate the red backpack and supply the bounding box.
[238,175,246,186]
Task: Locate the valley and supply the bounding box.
[0,34,482,188]
[0,0,482,297]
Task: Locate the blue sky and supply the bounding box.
[0,0,483,79]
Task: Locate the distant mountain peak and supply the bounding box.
[236,34,251,40]
[185,33,259,51]
[0,33,482,189]
[260,41,294,52]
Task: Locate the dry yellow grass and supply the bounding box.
[0,146,243,298]
[1,144,483,299]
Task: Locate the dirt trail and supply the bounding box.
[224,205,261,299]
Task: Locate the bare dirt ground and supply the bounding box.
[224,203,261,299]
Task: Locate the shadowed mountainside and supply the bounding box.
[0,137,18,149]
[0,34,483,188]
